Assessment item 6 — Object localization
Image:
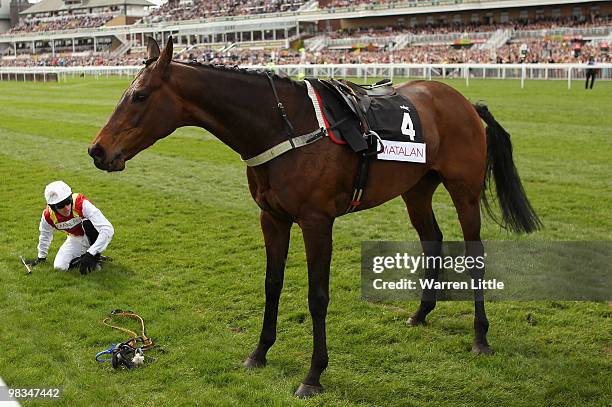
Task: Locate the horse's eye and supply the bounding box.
[132,92,148,103]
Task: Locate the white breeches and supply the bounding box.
[54,235,90,271]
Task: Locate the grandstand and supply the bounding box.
[0,0,610,68]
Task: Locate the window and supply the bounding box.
[552,8,561,18]
[500,11,509,23]
[519,10,528,20]
[471,13,479,23]
[573,7,582,18]
[453,14,461,24]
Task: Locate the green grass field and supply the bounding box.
[0,76,610,406]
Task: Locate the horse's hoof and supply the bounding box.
[294,383,324,398]
[243,357,266,369]
[472,342,494,355]
[407,316,426,326]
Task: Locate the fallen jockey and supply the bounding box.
[25,180,114,275]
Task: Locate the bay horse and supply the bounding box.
[89,38,541,398]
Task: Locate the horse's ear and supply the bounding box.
[146,37,160,61]
[155,36,173,77]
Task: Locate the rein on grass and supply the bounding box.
[96,309,154,369]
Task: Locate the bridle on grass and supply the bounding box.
[95,309,155,369]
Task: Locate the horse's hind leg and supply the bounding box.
[401,171,443,326]
[444,180,492,355]
[244,210,292,368]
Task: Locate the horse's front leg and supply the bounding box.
[244,210,292,368]
[294,215,334,398]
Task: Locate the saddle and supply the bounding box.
[321,79,396,130]
[343,79,396,97]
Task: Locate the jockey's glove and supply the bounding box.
[25,257,46,266]
[79,252,97,275]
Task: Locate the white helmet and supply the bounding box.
[44,181,72,205]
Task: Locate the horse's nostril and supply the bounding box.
[89,143,106,161]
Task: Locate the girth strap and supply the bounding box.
[344,132,381,214]
[345,153,370,214]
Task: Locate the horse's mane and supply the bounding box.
[174,60,297,85]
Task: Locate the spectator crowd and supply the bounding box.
[146,0,306,23]
[5,14,114,34]
[320,0,408,9]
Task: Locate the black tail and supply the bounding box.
[474,102,542,234]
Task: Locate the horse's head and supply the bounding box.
[89,37,182,171]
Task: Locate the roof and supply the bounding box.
[22,0,154,15]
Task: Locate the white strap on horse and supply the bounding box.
[242,128,326,167]
[241,80,329,167]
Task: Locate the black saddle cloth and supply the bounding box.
[306,78,424,153]
[366,93,423,143]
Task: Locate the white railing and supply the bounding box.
[411,31,492,44]
[477,28,513,50]
[391,33,413,50]
[308,29,493,51]
[1,63,610,89]
[513,26,611,39]
[233,39,288,49]
[326,35,397,48]
[298,0,319,11]
[111,41,132,57]
[176,43,198,55]
[304,35,327,51]
[219,42,235,53]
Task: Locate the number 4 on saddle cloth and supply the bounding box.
[305,78,426,163]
